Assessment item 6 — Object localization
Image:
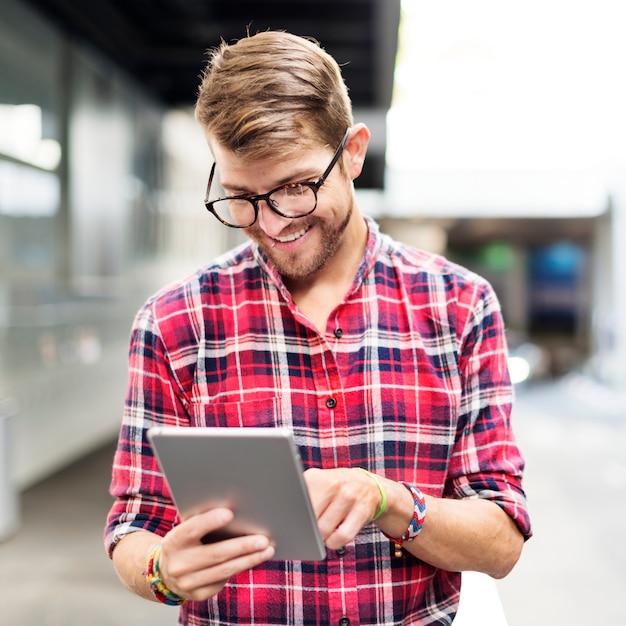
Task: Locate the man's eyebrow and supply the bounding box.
[220,167,320,195]
[219,182,253,195]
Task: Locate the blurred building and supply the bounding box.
[1,0,624,514]
[0,0,400,497]
[381,0,626,390]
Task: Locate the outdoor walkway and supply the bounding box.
[1,378,625,625]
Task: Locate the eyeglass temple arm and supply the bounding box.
[317,128,351,186]
[204,162,216,203]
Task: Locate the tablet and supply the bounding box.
[147,426,326,561]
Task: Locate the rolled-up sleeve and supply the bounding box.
[446,281,532,539]
[104,297,192,556]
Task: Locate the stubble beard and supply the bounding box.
[250,198,354,281]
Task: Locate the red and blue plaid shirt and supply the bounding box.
[106,217,531,625]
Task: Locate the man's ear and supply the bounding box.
[343,123,371,181]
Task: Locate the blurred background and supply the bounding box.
[1,0,625,624]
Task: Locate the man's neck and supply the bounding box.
[284,214,368,333]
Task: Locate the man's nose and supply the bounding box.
[256,199,291,236]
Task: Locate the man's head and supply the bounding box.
[195,31,354,160]
[196,31,370,285]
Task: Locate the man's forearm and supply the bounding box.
[377,480,524,578]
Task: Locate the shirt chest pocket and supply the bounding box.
[189,396,285,429]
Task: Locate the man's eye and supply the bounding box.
[283,183,307,197]
[227,198,250,208]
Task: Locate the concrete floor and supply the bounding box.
[497,376,626,626]
[0,438,177,626]
[1,376,625,625]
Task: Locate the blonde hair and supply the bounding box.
[195,31,353,160]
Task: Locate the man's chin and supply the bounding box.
[268,252,328,282]
[251,209,351,281]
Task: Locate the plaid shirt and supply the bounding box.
[106,217,531,625]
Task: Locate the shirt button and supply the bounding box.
[339,618,350,626]
[337,546,347,556]
[326,397,337,409]
[334,327,343,339]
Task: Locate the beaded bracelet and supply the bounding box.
[353,467,387,521]
[383,482,427,558]
[144,543,187,606]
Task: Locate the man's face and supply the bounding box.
[209,139,357,282]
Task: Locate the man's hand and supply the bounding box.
[112,508,275,603]
[158,508,275,601]
[303,467,384,550]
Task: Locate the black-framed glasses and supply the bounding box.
[204,128,351,228]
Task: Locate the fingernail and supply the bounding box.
[216,508,233,524]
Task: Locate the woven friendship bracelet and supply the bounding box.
[144,543,187,606]
[383,482,427,558]
[353,468,387,521]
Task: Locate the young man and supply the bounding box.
[105,31,531,625]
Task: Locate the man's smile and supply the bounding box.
[271,225,311,244]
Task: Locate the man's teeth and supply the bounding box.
[274,227,309,243]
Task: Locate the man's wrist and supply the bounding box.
[144,543,187,606]
[353,467,387,520]
[382,483,427,558]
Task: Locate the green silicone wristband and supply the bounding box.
[354,467,387,521]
